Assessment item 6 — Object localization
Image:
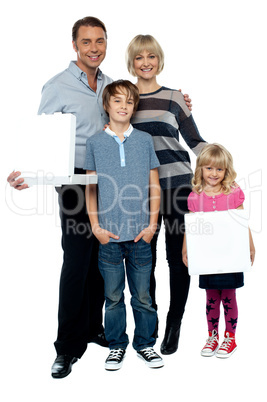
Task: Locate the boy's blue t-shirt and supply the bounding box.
[84,127,160,242]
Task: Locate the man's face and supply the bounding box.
[73,25,107,73]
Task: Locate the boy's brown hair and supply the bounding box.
[102,80,140,114]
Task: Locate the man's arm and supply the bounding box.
[85,170,119,244]
[38,83,63,115]
[134,168,161,243]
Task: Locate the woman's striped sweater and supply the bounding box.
[131,86,206,190]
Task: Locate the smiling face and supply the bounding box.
[133,50,159,80]
[72,25,107,74]
[106,90,135,128]
[202,165,226,190]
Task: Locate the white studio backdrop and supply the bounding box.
[1,1,266,401]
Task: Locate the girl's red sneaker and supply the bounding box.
[216,331,237,358]
[201,330,219,357]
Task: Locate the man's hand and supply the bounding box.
[179,89,192,111]
[7,171,28,190]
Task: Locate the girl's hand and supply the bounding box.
[250,243,256,266]
[249,228,255,266]
[182,249,188,267]
[182,234,188,267]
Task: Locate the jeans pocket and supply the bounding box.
[99,242,123,265]
[134,238,152,267]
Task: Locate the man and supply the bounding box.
[7,16,192,378]
[9,16,111,379]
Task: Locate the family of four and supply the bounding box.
[8,16,255,378]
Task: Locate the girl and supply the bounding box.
[182,143,255,358]
[126,35,206,355]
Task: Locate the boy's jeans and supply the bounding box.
[98,239,157,351]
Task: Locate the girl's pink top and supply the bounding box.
[187,186,245,212]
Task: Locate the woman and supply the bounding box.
[126,35,206,355]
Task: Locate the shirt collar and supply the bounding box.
[68,60,103,80]
[105,124,134,138]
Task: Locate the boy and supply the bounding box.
[84,80,163,370]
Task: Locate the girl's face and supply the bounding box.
[133,50,159,79]
[202,165,226,189]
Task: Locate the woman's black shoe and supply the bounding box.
[51,355,78,379]
[160,323,181,355]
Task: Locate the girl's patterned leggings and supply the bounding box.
[205,289,238,334]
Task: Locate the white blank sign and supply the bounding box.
[185,209,251,275]
[14,113,97,186]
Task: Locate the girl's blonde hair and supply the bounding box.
[192,143,237,194]
[126,34,164,77]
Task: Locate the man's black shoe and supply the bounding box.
[51,355,78,379]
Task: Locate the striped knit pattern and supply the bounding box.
[131,86,206,190]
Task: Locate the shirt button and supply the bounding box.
[213,206,216,209]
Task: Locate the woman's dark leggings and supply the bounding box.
[150,185,191,326]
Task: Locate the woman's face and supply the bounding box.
[133,50,159,79]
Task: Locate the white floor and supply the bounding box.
[1,198,265,402]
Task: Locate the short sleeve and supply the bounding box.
[187,191,199,212]
[83,138,96,171]
[233,187,245,208]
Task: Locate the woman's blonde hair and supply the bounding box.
[192,143,237,194]
[126,34,164,77]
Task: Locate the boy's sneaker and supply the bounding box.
[105,348,126,371]
[137,347,164,368]
[216,331,237,358]
[201,330,219,357]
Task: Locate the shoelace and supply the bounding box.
[205,337,218,348]
[204,331,218,348]
[140,347,158,359]
[107,349,124,360]
[219,335,234,351]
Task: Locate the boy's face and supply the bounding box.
[106,90,135,126]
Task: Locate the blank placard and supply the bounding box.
[13,113,97,186]
[185,209,251,275]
